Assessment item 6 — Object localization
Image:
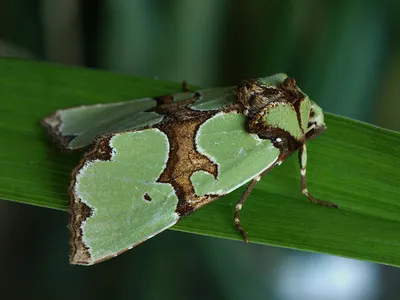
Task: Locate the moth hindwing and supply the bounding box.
[42,73,336,265]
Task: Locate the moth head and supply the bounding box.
[306,101,327,140]
[238,74,327,143]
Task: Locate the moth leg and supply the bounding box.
[234,172,265,243]
[299,144,338,208]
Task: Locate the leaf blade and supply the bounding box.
[1,58,399,266]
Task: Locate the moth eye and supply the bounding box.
[307,110,316,129]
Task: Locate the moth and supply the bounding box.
[43,73,336,265]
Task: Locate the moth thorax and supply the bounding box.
[245,106,274,136]
[237,83,282,118]
[246,98,306,147]
[245,108,300,153]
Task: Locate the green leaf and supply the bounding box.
[1,58,399,266]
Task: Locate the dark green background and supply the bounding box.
[1,1,399,299]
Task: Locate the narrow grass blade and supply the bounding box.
[0,58,399,266]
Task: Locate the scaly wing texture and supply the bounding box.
[190,86,236,111]
[42,87,232,150]
[42,98,164,150]
[191,112,280,196]
[71,129,179,265]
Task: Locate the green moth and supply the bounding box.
[43,73,336,265]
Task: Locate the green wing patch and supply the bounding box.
[190,86,236,111]
[43,98,163,150]
[191,112,280,196]
[71,129,179,265]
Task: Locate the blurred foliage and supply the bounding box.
[1,1,400,300]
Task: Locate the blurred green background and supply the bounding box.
[1,0,399,299]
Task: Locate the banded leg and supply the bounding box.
[299,144,338,208]
[234,166,271,242]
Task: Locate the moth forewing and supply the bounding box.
[69,129,180,265]
[42,73,335,265]
[42,97,165,150]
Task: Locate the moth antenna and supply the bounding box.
[299,144,338,208]
[182,80,190,92]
